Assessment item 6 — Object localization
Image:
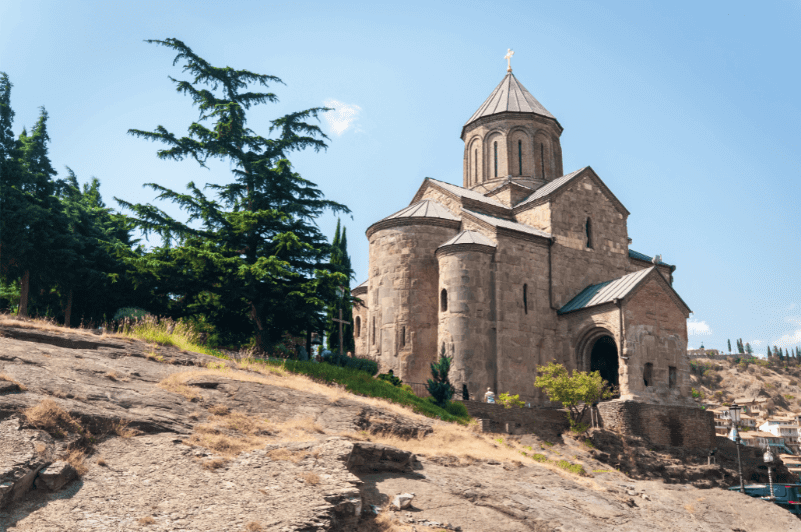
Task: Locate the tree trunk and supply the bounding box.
[18,270,30,317]
[64,289,73,328]
[306,329,312,361]
[249,302,266,353]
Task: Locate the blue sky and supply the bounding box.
[1,1,800,354]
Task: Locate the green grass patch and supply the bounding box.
[258,359,470,424]
[119,316,229,359]
[556,459,587,476]
[531,453,549,463]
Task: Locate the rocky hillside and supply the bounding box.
[0,320,798,531]
[690,356,801,415]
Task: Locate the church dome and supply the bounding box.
[462,72,560,135]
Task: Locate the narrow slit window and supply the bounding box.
[585,218,593,249]
[540,144,545,179]
[440,288,448,312]
[493,142,498,178]
[518,140,522,175]
[669,366,677,388]
[474,149,478,184]
[643,363,653,387]
[400,326,406,348]
[523,283,528,314]
[355,316,361,338]
[371,317,375,345]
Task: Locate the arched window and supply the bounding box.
[493,142,498,178]
[523,283,528,314]
[440,288,448,312]
[518,140,522,176]
[371,317,376,345]
[400,326,406,348]
[474,149,478,184]
[355,316,361,338]
[643,363,653,387]
[585,218,593,249]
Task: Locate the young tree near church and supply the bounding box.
[728,339,732,353]
[118,39,349,350]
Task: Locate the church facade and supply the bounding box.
[351,68,693,406]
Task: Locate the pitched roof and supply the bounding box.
[464,73,557,128]
[559,268,653,315]
[438,230,496,249]
[514,167,586,208]
[462,209,552,239]
[513,167,630,217]
[353,280,367,289]
[422,178,508,210]
[380,199,460,222]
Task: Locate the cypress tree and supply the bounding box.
[119,39,349,350]
[728,339,732,353]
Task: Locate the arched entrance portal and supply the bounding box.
[590,335,619,389]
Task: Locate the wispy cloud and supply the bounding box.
[687,319,712,336]
[751,339,762,346]
[771,316,801,348]
[323,99,361,136]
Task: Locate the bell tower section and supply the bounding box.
[461,70,563,192]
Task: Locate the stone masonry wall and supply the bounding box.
[622,274,691,404]
[460,401,570,436]
[597,400,716,449]
[367,222,459,383]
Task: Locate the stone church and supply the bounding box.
[351,66,693,407]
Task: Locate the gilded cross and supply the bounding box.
[504,49,515,72]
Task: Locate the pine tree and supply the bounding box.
[767,345,772,359]
[326,219,355,353]
[745,342,753,355]
[728,339,732,353]
[118,39,349,350]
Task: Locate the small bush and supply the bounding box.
[443,400,469,418]
[24,400,82,438]
[323,353,379,375]
[497,392,525,409]
[556,459,587,476]
[531,453,548,462]
[376,372,403,387]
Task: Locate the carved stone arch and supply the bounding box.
[576,326,620,390]
[484,129,506,179]
[507,126,532,177]
[532,130,554,181]
[467,136,482,186]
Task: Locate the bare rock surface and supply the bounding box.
[0,322,799,531]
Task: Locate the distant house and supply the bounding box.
[759,418,798,440]
[734,397,770,416]
[739,431,786,449]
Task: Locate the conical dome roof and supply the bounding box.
[464,73,557,129]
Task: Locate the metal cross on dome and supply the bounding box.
[504,49,515,72]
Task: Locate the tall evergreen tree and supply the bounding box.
[745,342,753,355]
[727,339,732,353]
[326,218,354,353]
[118,39,349,350]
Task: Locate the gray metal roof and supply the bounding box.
[514,167,586,208]
[558,267,654,315]
[438,230,497,249]
[380,199,460,222]
[425,178,509,209]
[628,249,672,267]
[462,209,552,239]
[465,73,556,127]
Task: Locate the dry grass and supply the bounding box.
[112,419,138,438]
[245,523,264,532]
[34,443,47,457]
[266,448,308,463]
[63,449,88,476]
[299,472,320,485]
[104,371,118,381]
[189,411,201,421]
[201,457,227,470]
[96,457,107,467]
[23,399,82,437]
[137,516,156,525]
[207,404,230,416]
[157,374,200,401]
[0,372,26,390]
[356,506,414,532]
[162,367,434,427]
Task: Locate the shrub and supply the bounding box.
[534,362,612,431]
[376,372,403,387]
[426,354,454,408]
[323,353,378,375]
[443,400,469,418]
[497,392,525,409]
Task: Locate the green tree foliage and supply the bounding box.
[745,342,753,355]
[326,218,355,353]
[534,362,613,430]
[117,39,349,350]
[728,339,732,353]
[426,349,454,407]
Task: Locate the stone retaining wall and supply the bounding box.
[460,401,570,436]
[596,400,716,449]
